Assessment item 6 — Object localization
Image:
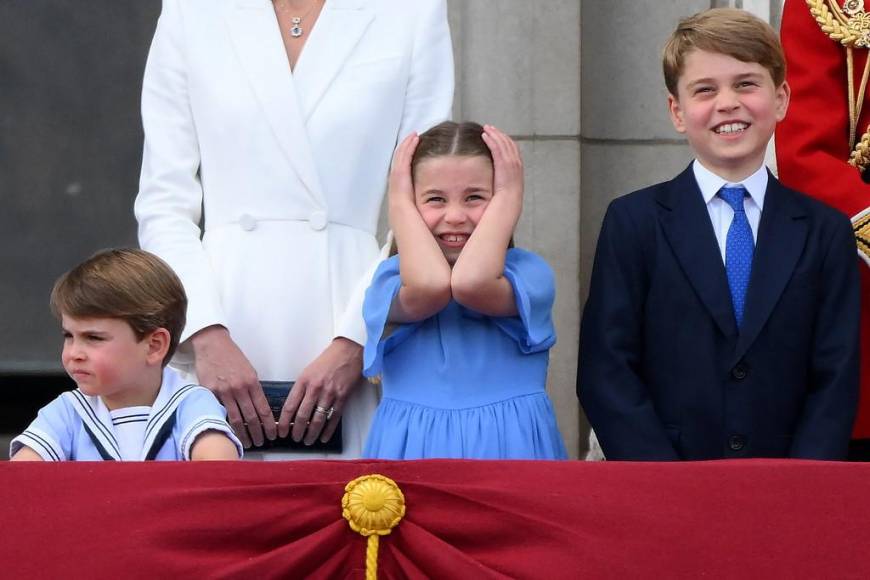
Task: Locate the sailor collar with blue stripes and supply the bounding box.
[62,367,204,461]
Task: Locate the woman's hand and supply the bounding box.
[277,337,363,445]
[191,325,276,448]
[388,132,419,209]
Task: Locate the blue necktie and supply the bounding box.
[718,186,754,328]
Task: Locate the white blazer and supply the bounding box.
[135,0,454,456]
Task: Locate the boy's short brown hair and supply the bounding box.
[663,8,786,96]
[50,248,187,365]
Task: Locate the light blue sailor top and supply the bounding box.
[10,367,243,461]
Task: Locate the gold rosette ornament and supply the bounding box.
[342,474,406,579]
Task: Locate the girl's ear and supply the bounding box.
[144,328,171,366]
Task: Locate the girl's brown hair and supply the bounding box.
[411,121,493,179]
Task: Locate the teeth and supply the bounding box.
[716,122,748,134]
[442,234,466,243]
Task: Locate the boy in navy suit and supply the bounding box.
[577,8,861,460]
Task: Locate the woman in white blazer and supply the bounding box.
[135,0,454,457]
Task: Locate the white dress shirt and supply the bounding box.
[692,160,766,264]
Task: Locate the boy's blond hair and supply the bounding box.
[663,8,786,97]
[50,248,187,365]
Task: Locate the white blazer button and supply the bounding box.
[239,214,257,231]
[309,210,328,231]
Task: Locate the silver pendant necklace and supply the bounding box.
[281,0,321,39]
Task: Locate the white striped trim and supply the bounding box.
[180,418,243,460]
[140,384,203,460]
[10,428,63,461]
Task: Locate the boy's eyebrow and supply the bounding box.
[62,327,109,336]
[686,72,765,88]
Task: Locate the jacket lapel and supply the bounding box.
[734,174,809,360]
[293,0,374,121]
[222,0,323,204]
[657,165,738,339]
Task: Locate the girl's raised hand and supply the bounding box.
[388,132,419,207]
[481,125,523,203]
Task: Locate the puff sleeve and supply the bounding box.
[362,256,422,377]
[490,248,557,353]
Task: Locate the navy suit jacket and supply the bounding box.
[577,165,861,460]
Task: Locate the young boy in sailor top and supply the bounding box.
[10,249,242,461]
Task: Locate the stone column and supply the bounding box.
[447,0,582,456]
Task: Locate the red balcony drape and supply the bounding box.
[1,459,868,578]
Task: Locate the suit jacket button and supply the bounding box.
[731,363,748,380]
[728,435,746,451]
[239,214,257,231]
[308,210,327,231]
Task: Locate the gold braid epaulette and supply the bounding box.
[849,130,870,171]
[806,0,870,46]
[855,209,870,264]
[807,1,870,158]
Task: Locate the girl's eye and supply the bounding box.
[466,194,484,202]
[426,196,445,204]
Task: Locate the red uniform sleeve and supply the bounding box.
[777,0,870,440]
[777,0,869,219]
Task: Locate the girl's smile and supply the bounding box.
[438,233,470,246]
[413,154,494,265]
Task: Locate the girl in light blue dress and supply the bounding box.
[362,121,567,460]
